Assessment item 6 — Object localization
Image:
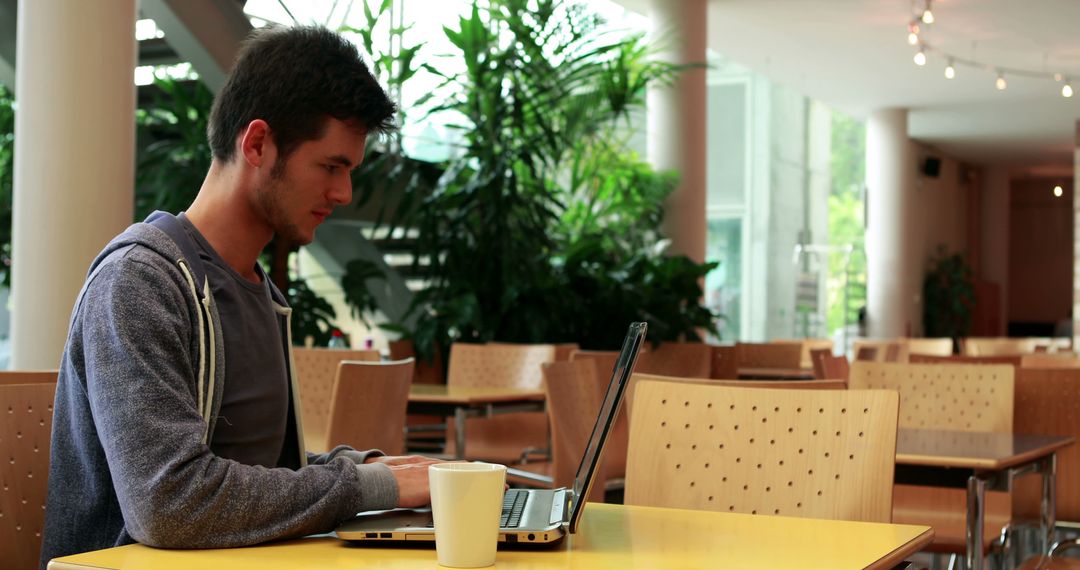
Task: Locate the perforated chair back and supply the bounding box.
[325,359,414,456]
[637,342,712,379]
[445,343,557,462]
[735,342,802,369]
[908,354,1022,367]
[625,380,898,522]
[848,362,1013,433]
[962,337,1044,356]
[292,347,380,452]
[541,361,612,501]
[1,376,57,570]
[907,338,954,357]
[1012,368,1080,522]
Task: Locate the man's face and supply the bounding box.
[254,118,367,245]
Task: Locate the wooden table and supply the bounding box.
[737,366,817,380]
[894,428,1075,570]
[407,385,546,460]
[48,503,934,570]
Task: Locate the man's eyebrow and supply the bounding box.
[326,155,354,168]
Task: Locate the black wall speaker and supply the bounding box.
[922,156,942,178]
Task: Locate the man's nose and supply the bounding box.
[330,173,353,206]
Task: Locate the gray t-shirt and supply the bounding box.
[178,213,289,467]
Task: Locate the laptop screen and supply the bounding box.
[568,321,647,533]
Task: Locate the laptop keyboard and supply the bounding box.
[501,490,529,528]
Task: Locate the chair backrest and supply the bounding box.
[810,349,850,382]
[1012,368,1080,521]
[711,345,737,379]
[445,343,557,463]
[625,380,898,522]
[447,343,556,389]
[735,342,802,369]
[569,349,622,382]
[1,379,57,570]
[907,354,1023,367]
[632,373,847,392]
[541,360,612,501]
[906,338,953,357]
[388,339,444,385]
[292,347,381,452]
[637,342,713,379]
[0,371,58,385]
[962,337,1044,356]
[1021,353,1080,369]
[773,339,834,369]
[848,362,1014,433]
[324,359,415,456]
[852,340,909,363]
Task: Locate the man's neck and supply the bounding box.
[185,161,272,284]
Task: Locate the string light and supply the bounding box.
[1054,185,1064,197]
[903,6,1078,97]
[914,47,927,66]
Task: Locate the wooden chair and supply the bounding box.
[323,359,414,456]
[962,337,1044,356]
[735,342,802,369]
[810,348,850,382]
[907,338,954,357]
[541,360,614,502]
[1,375,57,570]
[908,354,1023,367]
[444,343,556,464]
[489,342,579,362]
[1020,353,1080,369]
[849,362,1015,557]
[855,346,878,361]
[292,347,381,453]
[636,342,713,379]
[852,340,908,363]
[711,345,737,379]
[773,338,834,369]
[388,339,444,385]
[624,379,899,522]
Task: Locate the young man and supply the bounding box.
[40,25,439,566]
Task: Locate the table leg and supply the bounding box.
[454,407,467,460]
[1041,454,1058,556]
[966,474,987,570]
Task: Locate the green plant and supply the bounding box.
[0,85,13,286]
[344,0,717,359]
[923,245,975,339]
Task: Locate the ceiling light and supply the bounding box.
[1054,185,1064,197]
[944,60,955,79]
[995,73,1007,90]
[921,7,935,24]
[908,32,919,45]
[914,48,927,66]
[1063,81,1073,98]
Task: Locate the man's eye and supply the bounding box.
[324,164,339,173]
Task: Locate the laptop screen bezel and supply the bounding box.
[567,321,647,533]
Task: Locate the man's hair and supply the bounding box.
[208,25,396,163]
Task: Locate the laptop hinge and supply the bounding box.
[550,488,570,525]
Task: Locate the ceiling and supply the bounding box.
[615,0,1080,170]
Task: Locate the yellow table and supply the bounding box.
[49,503,933,570]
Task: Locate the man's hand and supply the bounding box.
[366,455,445,508]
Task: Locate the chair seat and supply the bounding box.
[892,485,1011,554]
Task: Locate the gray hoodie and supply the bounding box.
[39,213,397,567]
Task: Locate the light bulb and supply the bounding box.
[1054,185,1064,197]
[908,32,919,45]
[914,49,927,66]
[944,62,955,79]
[1063,82,1073,98]
[995,73,1007,90]
[921,9,934,24]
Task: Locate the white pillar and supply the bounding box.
[865,109,919,338]
[647,0,707,263]
[12,0,136,369]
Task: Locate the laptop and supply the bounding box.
[335,321,647,545]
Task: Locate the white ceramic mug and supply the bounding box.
[429,462,507,568]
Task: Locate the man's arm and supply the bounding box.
[78,254,399,548]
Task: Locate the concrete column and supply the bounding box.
[865,109,919,338]
[12,0,136,368]
[647,0,707,263]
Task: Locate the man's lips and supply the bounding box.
[312,210,331,222]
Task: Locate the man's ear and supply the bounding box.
[239,119,274,168]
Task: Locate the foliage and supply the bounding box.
[826,110,867,335]
[134,76,336,345]
[923,245,975,339]
[342,0,717,359]
[0,85,13,286]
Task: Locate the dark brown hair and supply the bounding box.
[208,25,396,163]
